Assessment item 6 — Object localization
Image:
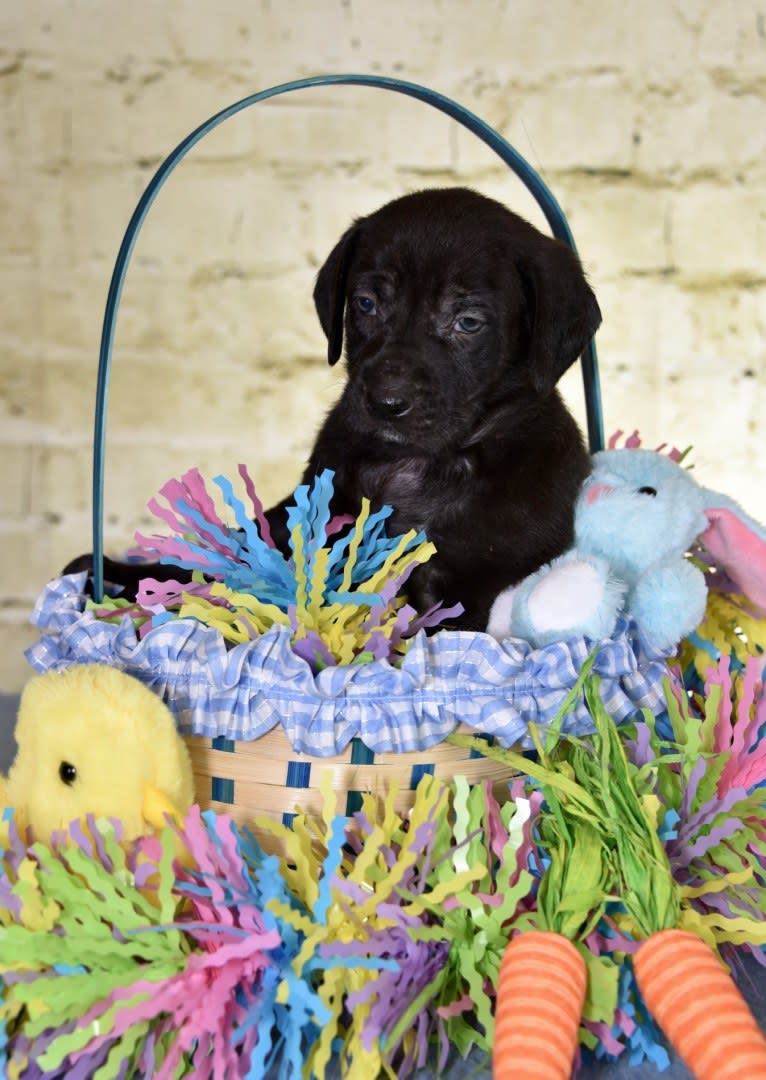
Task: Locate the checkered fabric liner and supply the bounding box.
[27,573,672,756]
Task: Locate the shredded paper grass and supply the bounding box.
[3,622,766,1076]
[88,467,461,671]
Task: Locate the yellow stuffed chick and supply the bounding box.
[1,664,194,842]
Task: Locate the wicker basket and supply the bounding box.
[33,75,612,835]
[187,726,519,830]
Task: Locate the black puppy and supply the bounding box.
[267,186,600,628]
[71,188,600,631]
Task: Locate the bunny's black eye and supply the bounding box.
[59,761,77,786]
[638,486,657,497]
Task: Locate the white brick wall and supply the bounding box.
[1,0,764,690]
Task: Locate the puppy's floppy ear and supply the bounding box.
[519,237,601,394]
[313,222,362,366]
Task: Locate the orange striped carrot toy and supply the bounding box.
[633,928,766,1080]
[578,683,766,1079]
[493,930,587,1080]
[491,796,609,1079]
[473,705,615,1079]
[451,678,616,1079]
[584,681,766,1079]
[457,671,766,1080]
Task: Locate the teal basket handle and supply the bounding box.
[92,73,604,599]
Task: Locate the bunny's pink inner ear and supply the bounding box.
[701,508,766,611]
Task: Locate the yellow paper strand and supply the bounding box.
[340,499,371,595]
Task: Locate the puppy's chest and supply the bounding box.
[351,455,475,531]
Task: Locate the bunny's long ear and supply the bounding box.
[699,492,766,612]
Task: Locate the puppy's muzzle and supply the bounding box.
[361,357,423,423]
[365,389,413,421]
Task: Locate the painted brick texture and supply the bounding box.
[1,0,764,689]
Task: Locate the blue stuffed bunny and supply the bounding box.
[487,448,766,651]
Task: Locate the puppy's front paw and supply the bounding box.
[60,555,177,602]
[62,553,95,577]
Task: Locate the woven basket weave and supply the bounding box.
[54,75,607,834]
[187,727,520,832]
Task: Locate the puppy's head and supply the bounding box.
[313,187,601,453]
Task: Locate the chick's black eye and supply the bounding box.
[353,295,377,316]
[59,761,77,786]
[455,315,483,334]
[638,486,658,497]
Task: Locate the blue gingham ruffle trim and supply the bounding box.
[26,574,672,756]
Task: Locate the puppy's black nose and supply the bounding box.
[365,392,413,421]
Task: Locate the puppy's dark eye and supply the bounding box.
[353,295,377,316]
[454,315,483,334]
[638,486,658,497]
[59,761,77,786]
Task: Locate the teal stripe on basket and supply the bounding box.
[410,762,435,788]
[349,738,375,765]
[286,760,311,788]
[469,733,493,759]
[345,738,375,816]
[211,736,235,804]
[211,776,235,804]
